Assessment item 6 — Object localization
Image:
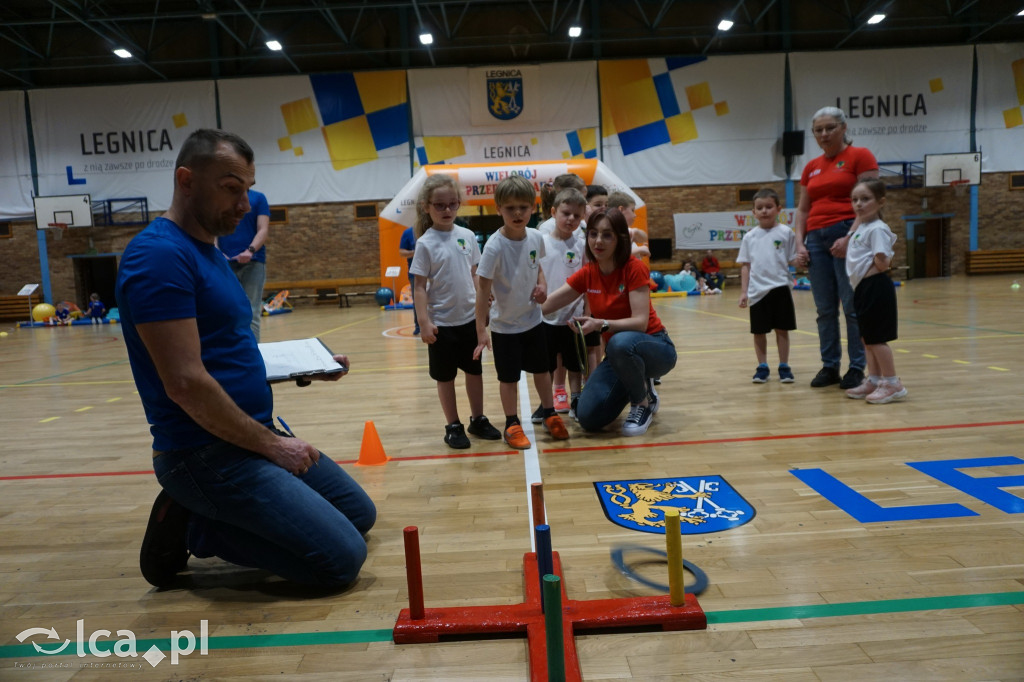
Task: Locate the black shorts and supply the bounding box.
[749,286,797,335]
[854,272,898,344]
[491,323,550,383]
[427,320,483,382]
[543,322,584,373]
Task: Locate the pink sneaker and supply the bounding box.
[553,387,570,413]
[845,378,877,399]
[866,381,907,404]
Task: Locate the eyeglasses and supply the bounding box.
[812,124,840,136]
[431,202,460,212]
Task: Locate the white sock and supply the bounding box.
[882,376,899,385]
[868,375,881,385]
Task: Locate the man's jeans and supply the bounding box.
[575,330,677,431]
[153,433,376,587]
[231,260,266,342]
[805,220,865,371]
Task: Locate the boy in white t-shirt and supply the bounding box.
[475,175,570,449]
[535,188,587,422]
[737,188,798,384]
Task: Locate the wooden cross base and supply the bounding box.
[393,550,706,681]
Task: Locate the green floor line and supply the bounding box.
[1,359,130,390]
[3,592,1021,660]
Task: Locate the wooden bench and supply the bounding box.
[264,277,381,308]
[965,249,1024,275]
[0,294,41,322]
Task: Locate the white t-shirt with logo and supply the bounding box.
[409,225,480,327]
[541,231,585,325]
[477,228,546,334]
[736,224,797,306]
[846,218,896,289]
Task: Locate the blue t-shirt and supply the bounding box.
[400,226,417,269]
[116,217,273,451]
[217,190,270,264]
[88,300,105,317]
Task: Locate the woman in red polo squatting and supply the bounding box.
[542,208,677,437]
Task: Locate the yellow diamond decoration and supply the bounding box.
[1003,107,1023,129]
[322,117,377,171]
[666,112,698,144]
[293,146,304,157]
[685,82,713,110]
[714,101,729,116]
[929,78,944,93]
[281,98,319,136]
[172,113,188,128]
[278,137,293,152]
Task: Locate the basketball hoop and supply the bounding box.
[47,222,68,241]
[948,179,970,197]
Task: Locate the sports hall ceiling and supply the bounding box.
[1,1,1022,90]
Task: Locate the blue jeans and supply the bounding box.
[230,260,266,342]
[576,330,677,431]
[153,432,376,587]
[805,220,865,371]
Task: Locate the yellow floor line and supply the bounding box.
[74,406,93,412]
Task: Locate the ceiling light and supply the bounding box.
[867,14,885,24]
[265,40,282,51]
[717,19,734,31]
[1017,8,1024,15]
[113,48,132,59]
[419,32,433,45]
[568,25,582,38]
[201,13,217,20]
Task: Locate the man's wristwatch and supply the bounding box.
[247,245,257,253]
[600,319,610,333]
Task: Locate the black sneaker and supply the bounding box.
[839,367,865,390]
[569,394,580,422]
[140,490,191,589]
[530,404,545,424]
[444,422,471,449]
[622,403,654,436]
[467,415,501,440]
[810,366,841,388]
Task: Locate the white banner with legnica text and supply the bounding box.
[789,46,973,177]
[29,81,217,211]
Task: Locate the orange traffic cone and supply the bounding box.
[356,421,389,466]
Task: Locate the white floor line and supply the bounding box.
[518,372,543,551]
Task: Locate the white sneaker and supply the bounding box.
[622,403,654,436]
[865,381,907,404]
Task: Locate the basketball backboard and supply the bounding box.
[33,194,93,230]
[924,153,981,188]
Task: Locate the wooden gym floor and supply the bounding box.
[1,274,1022,681]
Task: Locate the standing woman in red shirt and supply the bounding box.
[793,106,879,390]
[542,209,677,436]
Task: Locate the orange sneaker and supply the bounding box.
[503,424,531,449]
[544,414,570,440]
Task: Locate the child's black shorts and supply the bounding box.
[749,285,796,335]
[854,272,898,344]
[428,320,483,382]
[543,322,584,373]
[491,323,549,383]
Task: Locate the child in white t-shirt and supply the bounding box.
[475,175,570,449]
[844,179,906,404]
[411,173,502,449]
[737,188,798,384]
[537,188,587,422]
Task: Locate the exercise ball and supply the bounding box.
[32,303,55,322]
[650,271,666,292]
[374,287,394,306]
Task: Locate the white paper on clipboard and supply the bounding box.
[258,338,345,382]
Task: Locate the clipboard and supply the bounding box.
[258,338,347,383]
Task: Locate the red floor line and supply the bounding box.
[4,419,1021,481]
